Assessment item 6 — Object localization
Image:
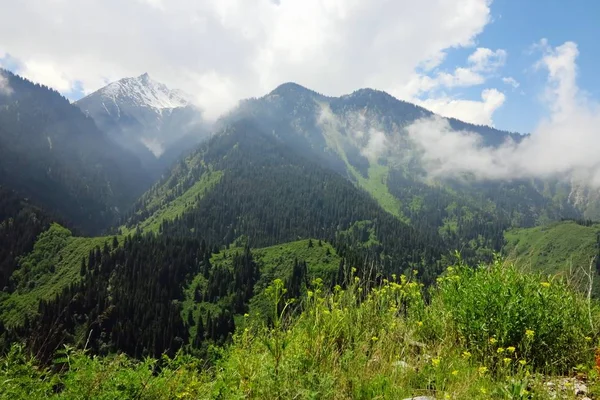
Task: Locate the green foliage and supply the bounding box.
[10,223,71,291]
[504,220,600,296]
[0,225,114,327]
[4,260,598,399]
[122,169,223,234]
[428,258,599,373]
[0,344,211,399]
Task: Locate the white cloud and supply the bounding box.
[398,46,507,125]
[418,88,506,125]
[401,47,506,99]
[0,71,12,95]
[467,47,507,72]
[406,41,600,187]
[502,76,519,88]
[20,60,75,92]
[361,129,388,160]
[0,0,493,119]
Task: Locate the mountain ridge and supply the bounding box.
[75,73,208,173]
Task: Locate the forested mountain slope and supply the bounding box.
[212,84,582,260]
[0,70,151,234]
[122,118,444,279]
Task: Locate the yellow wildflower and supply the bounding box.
[489,337,498,344]
[506,346,516,353]
[519,360,527,366]
[451,370,459,376]
[585,336,592,341]
[497,347,505,354]
[541,282,551,288]
[480,388,487,394]
[371,336,378,342]
[478,366,488,375]
[417,321,423,327]
[503,357,512,364]
[462,351,471,359]
[432,357,441,367]
[525,329,534,339]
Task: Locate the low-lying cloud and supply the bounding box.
[407,41,600,187]
[0,71,12,95]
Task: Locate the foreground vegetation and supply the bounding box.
[2,260,599,399]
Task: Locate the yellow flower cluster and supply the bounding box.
[525,329,535,339]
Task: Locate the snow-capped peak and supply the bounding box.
[99,73,189,110]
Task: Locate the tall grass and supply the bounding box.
[1,260,599,399]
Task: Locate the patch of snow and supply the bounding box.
[101,101,111,116]
[100,73,189,111]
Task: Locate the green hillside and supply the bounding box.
[504,221,600,296]
[122,169,223,234]
[182,238,341,338]
[0,223,116,327]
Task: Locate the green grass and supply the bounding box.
[318,108,406,221]
[252,238,340,281]
[352,163,407,221]
[4,261,599,399]
[0,224,116,327]
[122,170,223,235]
[504,221,600,296]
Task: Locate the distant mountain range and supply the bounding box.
[1,69,599,365]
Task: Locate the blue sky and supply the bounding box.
[439,0,600,133]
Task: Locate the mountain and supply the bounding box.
[0,70,151,234]
[2,79,600,376]
[76,73,209,173]
[122,118,444,279]
[206,83,580,261]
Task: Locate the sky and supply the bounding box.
[0,0,598,133]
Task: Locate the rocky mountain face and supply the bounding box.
[76,73,209,174]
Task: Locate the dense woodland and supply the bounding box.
[1,72,600,387]
[0,69,151,234]
[0,187,54,290]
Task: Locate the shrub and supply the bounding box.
[427,258,599,373]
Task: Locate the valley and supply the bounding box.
[0,69,599,399]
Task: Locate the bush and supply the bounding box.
[427,257,599,373]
